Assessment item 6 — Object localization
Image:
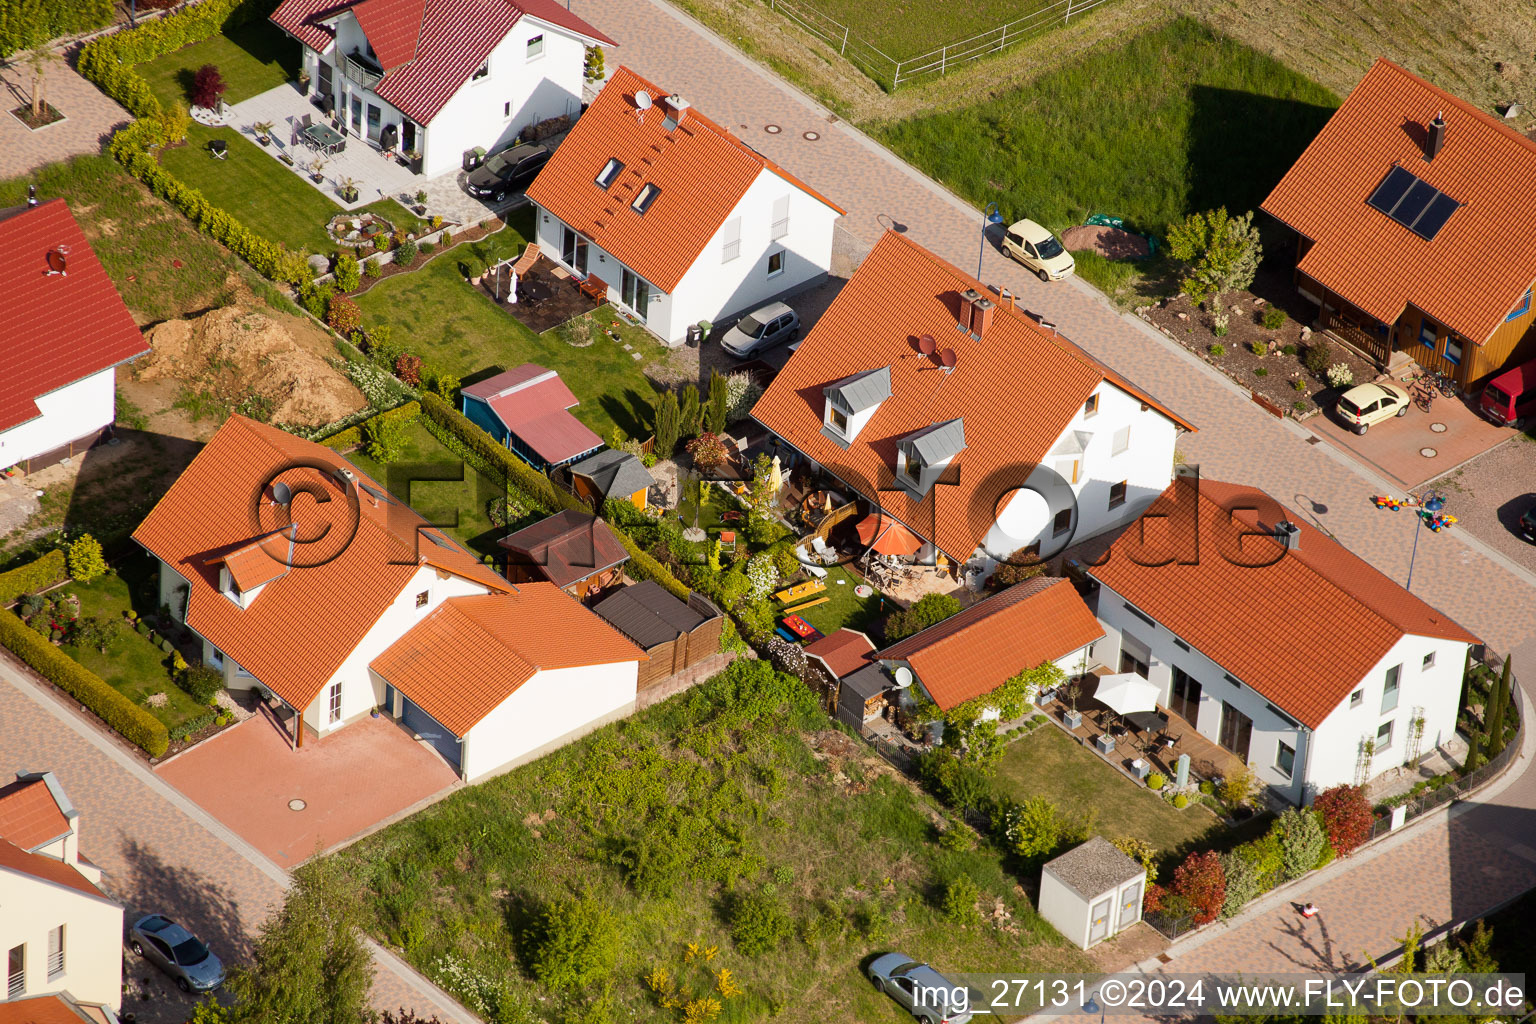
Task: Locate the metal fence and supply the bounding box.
[762,0,1114,89]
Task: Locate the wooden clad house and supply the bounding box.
[1262,59,1536,387]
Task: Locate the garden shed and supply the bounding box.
[1039,836,1146,949]
[592,582,724,690]
[836,663,891,734]
[569,448,655,510]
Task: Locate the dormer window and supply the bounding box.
[632,183,660,214]
[821,366,891,446]
[896,419,965,497]
[829,405,848,433]
[903,448,926,482]
[471,60,489,81]
[596,158,623,189]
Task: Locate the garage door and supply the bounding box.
[400,697,461,769]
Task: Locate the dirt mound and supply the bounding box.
[1061,224,1150,260]
[138,306,365,427]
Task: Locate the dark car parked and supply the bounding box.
[464,143,551,203]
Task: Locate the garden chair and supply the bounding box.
[208,139,227,160]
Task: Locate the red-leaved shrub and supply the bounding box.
[394,353,423,387]
[326,296,362,336]
[1313,784,1373,856]
[191,64,226,109]
[1170,850,1226,925]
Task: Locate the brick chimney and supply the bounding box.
[1426,111,1446,160]
[969,296,994,339]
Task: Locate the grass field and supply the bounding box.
[877,18,1338,239]
[796,566,886,638]
[337,659,1090,1024]
[784,0,1096,62]
[137,19,300,109]
[354,211,663,441]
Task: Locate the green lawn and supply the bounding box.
[52,559,208,733]
[336,660,1089,1024]
[0,155,245,323]
[345,418,514,561]
[994,726,1225,862]
[137,18,300,110]
[876,17,1339,240]
[796,565,887,638]
[777,0,1102,63]
[354,211,663,440]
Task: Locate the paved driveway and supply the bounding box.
[1306,389,1515,490]
[157,711,459,865]
[1,50,128,178]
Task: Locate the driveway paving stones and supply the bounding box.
[156,712,460,865]
[0,50,129,179]
[1306,390,1515,491]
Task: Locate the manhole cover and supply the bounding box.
[1430,421,1448,433]
[764,124,782,134]
[1420,447,1438,458]
[802,130,820,141]
[288,799,306,811]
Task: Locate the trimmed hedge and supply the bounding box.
[320,401,421,452]
[0,550,67,605]
[0,0,115,59]
[417,394,694,600]
[0,607,169,757]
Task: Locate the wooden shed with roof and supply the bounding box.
[592,582,723,689]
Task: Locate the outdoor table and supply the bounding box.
[781,615,824,643]
[303,121,344,154]
[1125,710,1167,736]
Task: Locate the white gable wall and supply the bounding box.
[0,868,122,1010]
[460,658,639,781]
[0,368,115,468]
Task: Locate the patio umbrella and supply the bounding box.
[854,512,922,557]
[770,455,782,492]
[1093,672,1160,734]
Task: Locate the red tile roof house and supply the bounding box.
[460,364,602,470]
[751,230,1197,574]
[132,415,647,781]
[270,0,615,178]
[523,66,846,345]
[1262,58,1536,388]
[0,772,124,1012]
[1086,470,1480,805]
[875,576,1104,728]
[1,199,149,476]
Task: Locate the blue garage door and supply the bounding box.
[401,697,461,769]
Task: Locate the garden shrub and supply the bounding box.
[363,258,382,279]
[318,402,419,452]
[170,710,218,743]
[1110,836,1158,884]
[853,902,891,943]
[885,593,962,643]
[1312,784,1373,856]
[988,546,1046,590]
[995,794,1090,862]
[66,534,107,583]
[1262,306,1288,331]
[191,63,225,108]
[363,414,407,464]
[0,608,168,756]
[1236,830,1284,889]
[394,353,423,387]
[936,817,976,853]
[180,663,224,704]
[1274,807,1329,880]
[1303,340,1333,374]
[729,889,792,956]
[394,239,419,267]
[942,875,982,926]
[1147,772,1166,790]
[1325,362,1354,388]
[334,254,361,292]
[1173,793,1189,809]
[1250,341,1266,357]
[71,616,120,654]
[299,282,335,318]
[0,549,67,604]
[529,891,621,991]
[1169,850,1225,925]
[1209,343,1226,357]
[1219,849,1262,919]
[327,295,362,335]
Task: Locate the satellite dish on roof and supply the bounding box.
[635,90,652,110]
[272,481,292,505]
[917,334,936,355]
[939,348,958,372]
[894,666,913,688]
[44,249,67,276]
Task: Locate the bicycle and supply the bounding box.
[1430,369,1459,398]
[1405,373,1436,412]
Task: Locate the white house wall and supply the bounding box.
[301,565,494,735]
[1092,583,1469,802]
[532,208,677,335]
[982,381,1178,567]
[460,658,638,780]
[0,368,115,468]
[0,869,123,1010]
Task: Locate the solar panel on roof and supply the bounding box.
[1365,165,1460,241]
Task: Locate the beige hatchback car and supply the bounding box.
[1336,381,1411,434]
[1002,218,1076,281]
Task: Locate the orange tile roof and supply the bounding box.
[370,586,646,735]
[0,839,107,902]
[804,628,875,678]
[877,577,1103,711]
[0,778,68,851]
[751,231,1196,559]
[132,416,508,711]
[0,995,100,1024]
[1088,475,1480,729]
[524,66,845,293]
[1261,58,1536,344]
[213,536,290,592]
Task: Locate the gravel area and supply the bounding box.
[1432,435,1536,574]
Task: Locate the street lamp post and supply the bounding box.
[1084,995,1106,1024]
[978,202,1004,279]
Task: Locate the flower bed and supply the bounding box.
[327,211,395,249]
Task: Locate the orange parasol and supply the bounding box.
[854,512,923,556]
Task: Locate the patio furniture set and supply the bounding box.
[296,114,346,157]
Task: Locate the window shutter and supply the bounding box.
[771,196,790,239]
[721,217,741,263]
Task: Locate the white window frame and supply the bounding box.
[1382,664,1401,713]
[46,926,64,981]
[1108,479,1127,509]
[721,216,741,263]
[471,60,489,82]
[1083,394,1099,418]
[1376,719,1394,752]
[328,681,343,724]
[632,183,660,214]
[1275,740,1295,779]
[827,403,848,434]
[1349,688,1363,708]
[771,195,790,240]
[1112,425,1131,455]
[1422,651,1435,670]
[526,34,544,61]
[766,249,784,278]
[596,157,623,190]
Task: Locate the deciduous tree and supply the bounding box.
[1167,207,1261,331]
[1312,784,1372,856]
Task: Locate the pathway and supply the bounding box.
[569,0,1536,974]
[0,654,477,1023]
[0,49,129,179]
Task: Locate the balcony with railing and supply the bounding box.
[342,50,384,91]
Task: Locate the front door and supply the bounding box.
[560,226,588,275]
[317,61,333,103]
[1218,702,1253,761]
[1171,666,1202,723]
[401,120,416,155]
[621,267,649,322]
[1088,897,1112,945]
[366,103,382,142]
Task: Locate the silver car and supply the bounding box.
[867,952,975,1023]
[720,301,799,358]
[128,914,226,993]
